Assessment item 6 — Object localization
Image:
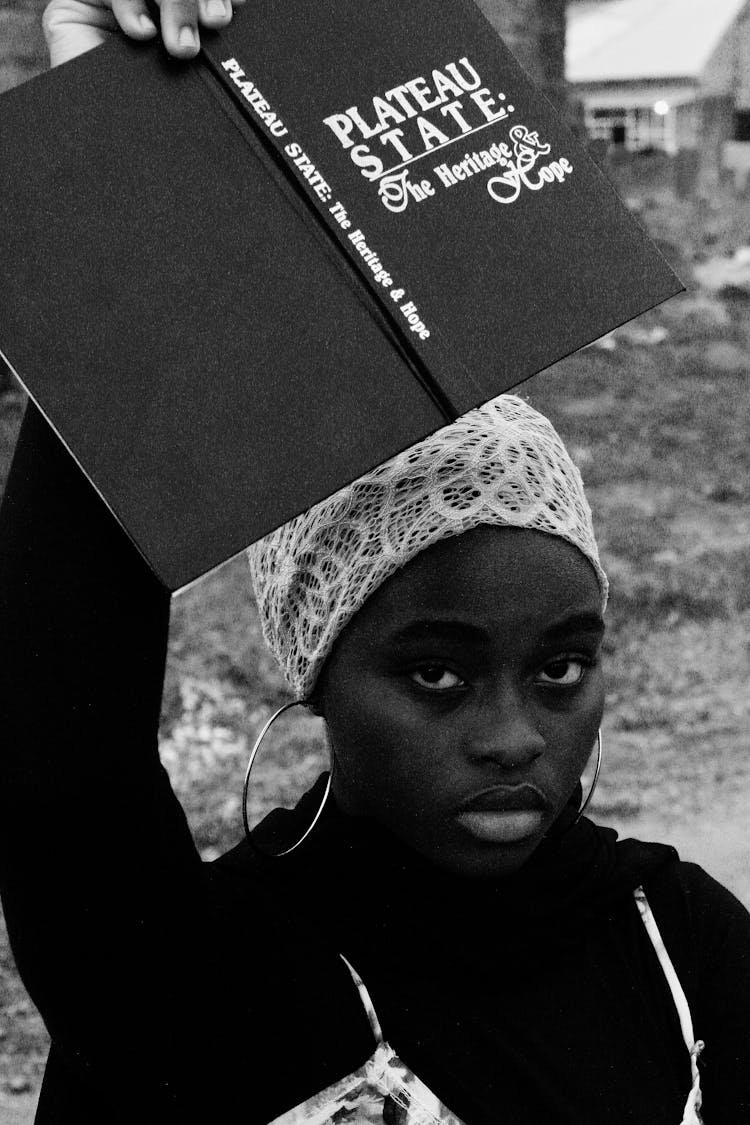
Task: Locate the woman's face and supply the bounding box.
[318,526,605,879]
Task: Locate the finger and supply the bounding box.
[158,0,201,57]
[43,0,119,67]
[110,0,157,38]
[197,0,232,30]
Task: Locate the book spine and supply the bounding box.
[197,48,465,423]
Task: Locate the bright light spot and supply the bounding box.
[654,100,670,116]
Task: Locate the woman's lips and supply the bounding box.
[455,809,545,843]
[455,784,550,844]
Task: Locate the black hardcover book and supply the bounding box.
[0,0,681,590]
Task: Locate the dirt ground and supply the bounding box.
[0,1095,37,1125]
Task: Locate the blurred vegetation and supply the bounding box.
[0,0,47,95]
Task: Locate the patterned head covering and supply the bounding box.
[248,395,608,699]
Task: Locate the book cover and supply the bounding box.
[0,0,681,590]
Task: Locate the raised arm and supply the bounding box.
[0,415,370,1122]
[0,406,210,1085]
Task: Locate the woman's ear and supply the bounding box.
[305,690,325,719]
[305,663,329,718]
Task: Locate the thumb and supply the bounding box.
[43,0,121,67]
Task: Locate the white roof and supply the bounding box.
[567,0,748,83]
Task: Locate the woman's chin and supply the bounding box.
[415,824,549,881]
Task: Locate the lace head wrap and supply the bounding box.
[248,395,607,699]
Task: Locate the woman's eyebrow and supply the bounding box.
[388,612,605,648]
[389,619,487,645]
[541,612,605,642]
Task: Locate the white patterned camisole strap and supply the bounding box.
[268,955,465,1125]
[634,886,705,1125]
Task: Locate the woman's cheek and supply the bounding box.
[327,693,424,813]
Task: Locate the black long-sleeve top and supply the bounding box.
[1,406,749,1125]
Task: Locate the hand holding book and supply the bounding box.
[0,0,681,589]
[43,0,244,67]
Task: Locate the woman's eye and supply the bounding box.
[410,665,464,691]
[536,658,588,686]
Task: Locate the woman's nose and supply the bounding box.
[466,685,545,769]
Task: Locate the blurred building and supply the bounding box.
[567,0,750,188]
[476,0,567,109]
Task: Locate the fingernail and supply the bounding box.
[178,25,199,49]
[207,0,228,15]
[138,13,156,31]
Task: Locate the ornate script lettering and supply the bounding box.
[487,126,572,204]
[378,170,412,213]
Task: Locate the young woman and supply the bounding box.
[1,5,749,1124]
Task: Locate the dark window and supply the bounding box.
[612,124,627,145]
[735,110,750,142]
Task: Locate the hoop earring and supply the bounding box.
[242,700,332,858]
[574,729,602,825]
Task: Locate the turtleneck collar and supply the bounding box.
[249,774,677,948]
